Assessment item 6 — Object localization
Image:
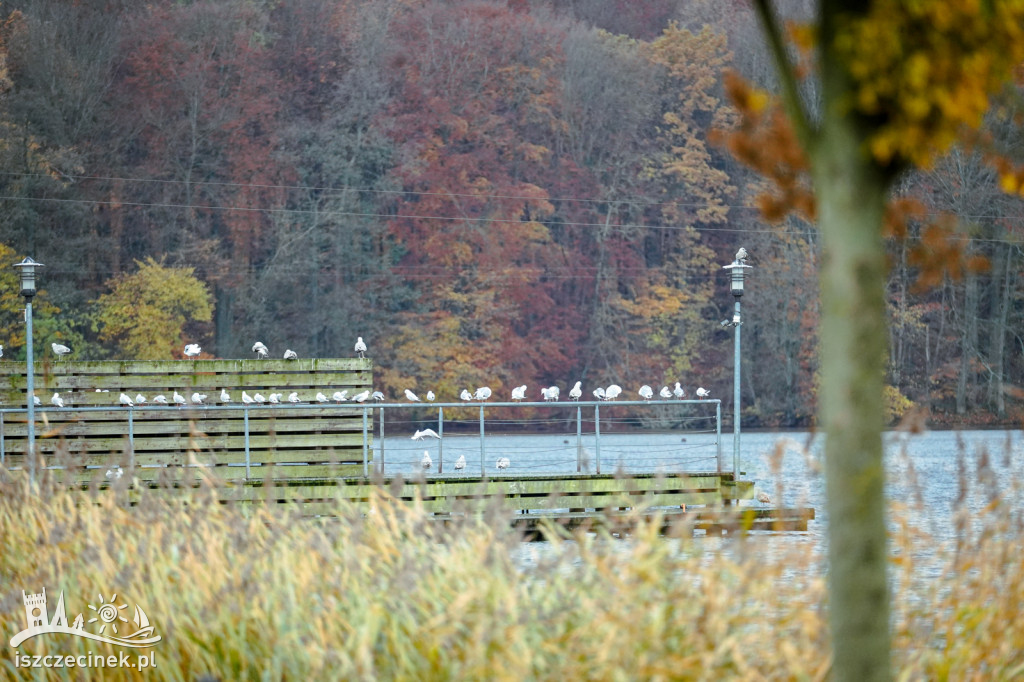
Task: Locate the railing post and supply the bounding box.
[479,404,486,476]
[378,406,385,473]
[438,406,444,472]
[362,407,369,477]
[128,409,135,472]
[594,403,601,475]
[716,400,723,473]
[576,405,582,473]
[1,411,5,468]
[244,407,251,480]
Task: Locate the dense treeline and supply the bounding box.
[0,0,1020,426]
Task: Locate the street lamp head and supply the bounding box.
[722,260,752,298]
[13,257,44,299]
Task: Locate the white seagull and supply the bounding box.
[119,392,134,408]
[51,392,64,408]
[569,381,582,401]
[372,391,385,402]
[333,391,348,403]
[283,349,298,360]
[426,391,435,402]
[404,389,420,402]
[152,394,168,405]
[421,451,432,470]
[52,342,71,359]
[135,394,148,405]
[253,393,266,404]
[106,465,124,481]
[736,247,749,262]
[252,341,269,358]
[242,391,255,405]
[454,455,466,471]
[673,382,686,399]
[696,387,710,399]
[605,384,622,400]
[638,385,654,401]
[511,385,527,401]
[0,344,4,358]
[542,386,560,401]
[287,392,300,404]
[173,391,187,406]
[412,428,441,440]
[660,386,672,399]
[269,393,281,404]
[756,490,772,506]
[315,392,329,403]
[354,337,367,358]
[495,457,511,470]
[460,389,473,402]
[191,392,207,405]
[474,386,492,401]
[220,388,232,403]
[183,343,201,357]
[351,390,370,403]
[32,394,41,406]
[592,387,606,400]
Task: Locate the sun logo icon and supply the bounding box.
[87,593,129,635]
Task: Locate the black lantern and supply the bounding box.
[13,257,44,299]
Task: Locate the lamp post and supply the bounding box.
[13,257,43,486]
[722,251,751,479]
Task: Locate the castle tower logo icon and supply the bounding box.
[10,588,161,649]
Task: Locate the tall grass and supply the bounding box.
[0,439,1022,680]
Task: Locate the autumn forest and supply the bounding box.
[0,0,1020,427]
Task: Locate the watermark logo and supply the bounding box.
[10,587,161,649]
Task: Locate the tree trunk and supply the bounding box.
[814,5,892,678]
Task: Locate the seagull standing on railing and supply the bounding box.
[454,455,466,471]
[412,428,441,440]
[269,393,281,404]
[283,349,298,360]
[333,391,348,403]
[541,386,560,401]
[52,342,71,359]
[660,386,672,399]
[191,392,207,405]
[184,343,201,358]
[119,392,135,408]
[51,392,64,408]
[426,390,435,402]
[474,386,492,401]
[496,457,510,470]
[106,465,123,480]
[421,451,432,470]
[511,385,527,402]
[354,337,367,358]
[315,392,328,403]
[32,394,41,406]
[460,389,473,402]
[135,394,148,405]
[242,391,255,405]
[220,388,232,403]
[592,387,605,400]
[696,387,710,399]
[756,489,772,506]
[673,382,686,399]
[173,391,187,406]
[638,385,654,401]
[404,389,421,402]
[372,391,385,402]
[288,392,300,404]
[352,390,370,403]
[605,385,622,400]
[253,393,266,404]
[569,381,582,401]
[153,394,168,405]
[252,341,269,358]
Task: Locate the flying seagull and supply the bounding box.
[404,389,421,402]
[283,349,298,360]
[454,455,466,471]
[252,341,269,358]
[660,386,672,399]
[569,381,582,401]
[51,342,71,359]
[354,337,367,358]
[495,457,511,470]
[638,385,654,401]
[412,428,441,440]
[51,392,64,408]
[421,451,433,470]
[696,387,710,399]
[511,385,527,402]
[119,392,134,408]
[183,343,201,358]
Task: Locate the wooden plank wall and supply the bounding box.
[0,359,373,482]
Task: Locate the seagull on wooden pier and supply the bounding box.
[412,428,441,440]
[184,343,201,358]
[191,392,207,405]
[660,386,672,399]
[638,385,654,401]
[351,390,370,403]
[460,389,473,402]
[421,451,432,470]
[474,386,492,401]
[604,384,622,400]
[119,392,135,408]
[695,387,710,399]
[454,455,466,471]
[333,390,349,403]
[756,490,772,506]
[252,341,269,358]
[51,392,64,408]
[426,390,435,402]
[592,387,605,400]
[173,391,187,406]
[51,342,71,359]
[372,391,385,402]
[288,392,300,404]
[496,457,510,470]
[315,392,329,403]
[354,337,367,358]
[283,349,298,360]
[569,381,582,401]
[152,394,168,405]
[220,388,232,403]
[673,382,686,399]
[511,385,527,402]
[404,389,421,402]
[135,394,147,405]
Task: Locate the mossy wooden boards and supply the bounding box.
[0,359,373,480]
